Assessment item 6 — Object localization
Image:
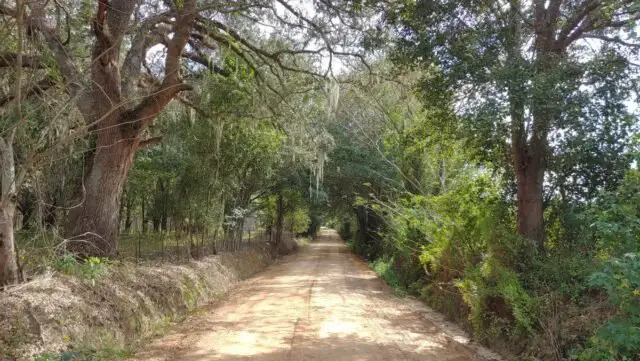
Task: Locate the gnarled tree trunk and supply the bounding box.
[54,0,196,257]
[65,137,138,257]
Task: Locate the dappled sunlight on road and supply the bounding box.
[130,229,501,361]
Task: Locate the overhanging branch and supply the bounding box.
[0,53,43,68]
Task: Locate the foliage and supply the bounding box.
[286,208,311,234]
[456,258,536,337]
[1,0,639,359]
[336,218,355,242]
[370,257,407,297]
[323,56,639,359]
[34,348,133,361]
[54,255,108,287]
[574,254,640,361]
[53,254,78,276]
[585,170,640,260]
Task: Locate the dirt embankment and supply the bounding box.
[0,245,274,361]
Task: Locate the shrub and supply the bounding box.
[456,258,536,338]
[285,207,311,234]
[338,220,354,241]
[54,255,109,286]
[370,257,405,295]
[574,254,640,361]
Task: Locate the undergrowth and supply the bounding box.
[370,258,408,297]
[54,255,109,287]
[344,169,640,360]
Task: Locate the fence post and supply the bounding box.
[137,235,141,263]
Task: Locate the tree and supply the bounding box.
[1,0,29,285]
[0,0,371,257]
[392,0,640,249]
[0,0,77,284]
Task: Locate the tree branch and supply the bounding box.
[580,34,640,48]
[556,0,602,45]
[106,0,138,42]
[25,0,92,120]
[124,0,196,134]
[0,3,17,17]
[181,46,229,76]
[137,135,163,149]
[0,53,43,68]
[121,13,173,99]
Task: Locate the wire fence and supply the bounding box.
[117,229,296,262]
[14,228,297,282]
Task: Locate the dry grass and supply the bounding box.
[0,245,274,361]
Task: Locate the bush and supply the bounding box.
[54,255,109,286]
[456,258,536,338]
[574,254,640,361]
[338,220,354,241]
[375,173,541,341]
[345,169,640,359]
[370,257,406,296]
[569,169,640,261]
[285,207,311,234]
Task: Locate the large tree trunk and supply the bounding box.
[507,0,547,251]
[0,137,19,286]
[65,137,138,257]
[514,148,545,248]
[58,0,196,258]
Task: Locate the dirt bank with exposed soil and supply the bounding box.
[0,245,273,360]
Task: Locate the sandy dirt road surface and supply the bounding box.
[130,229,502,361]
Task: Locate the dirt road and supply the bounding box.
[131,229,501,361]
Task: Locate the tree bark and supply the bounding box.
[514,151,545,247]
[0,137,19,286]
[517,5,562,250]
[65,138,138,257]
